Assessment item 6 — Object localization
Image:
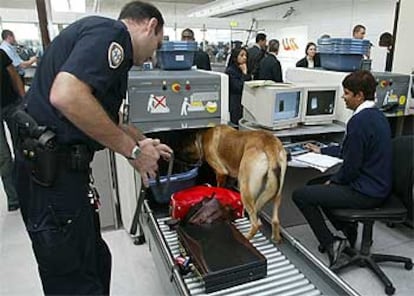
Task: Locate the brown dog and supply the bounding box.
[182,125,287,242]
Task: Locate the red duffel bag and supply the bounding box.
[170,185,244,220]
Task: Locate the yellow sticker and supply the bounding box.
[399,95,406,105]
[205,101,218,113]
[397,110,404,116]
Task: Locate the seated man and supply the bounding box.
[181,28,211,71]
[292,70,392,267]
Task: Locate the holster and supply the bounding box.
[21,138,58,187]
[21,140,93,187]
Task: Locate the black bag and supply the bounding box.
[177,221,267,293]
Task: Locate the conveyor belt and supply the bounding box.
[157,216,323,296]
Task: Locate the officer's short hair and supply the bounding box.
[268,39,280,53]
[342,70,377,101]
[181,28,195,41]
[352,24,366,36]
[118,1,164,35]
[256,33,267,43]
[379,32,393,47]
[1,29,14,40]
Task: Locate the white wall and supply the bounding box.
[0,0,402,49]
[393,0,414,74]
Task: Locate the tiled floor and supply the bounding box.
[0,182,168,295]
[286,222,414,296]
[1,178,414,295]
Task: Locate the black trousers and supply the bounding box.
[16,153,112,295]
[292,175,384,248]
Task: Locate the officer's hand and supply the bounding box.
[130,138,160,187]
[151,138,173,160]
[304,143,321,154]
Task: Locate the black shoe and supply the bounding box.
[327,238,347,267]
[318,235,342,254]
[342,224,357,249]
[8,204,20,212]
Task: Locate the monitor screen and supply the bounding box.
[241,82,302,129]
[306,90,336,116]
[274,91,301,120]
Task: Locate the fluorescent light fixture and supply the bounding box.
[188,0,299,18]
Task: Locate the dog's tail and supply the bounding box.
[254,144,287,211]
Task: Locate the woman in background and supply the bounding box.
[296,42,321,68]
[225,47,251,126]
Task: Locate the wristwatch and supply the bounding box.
[127,144,141,160]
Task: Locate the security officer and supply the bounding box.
[15,1,172,295]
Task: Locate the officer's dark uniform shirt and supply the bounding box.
[26,16,133,150]
[1,49,19,108]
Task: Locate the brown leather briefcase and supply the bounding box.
[177,220,267,293]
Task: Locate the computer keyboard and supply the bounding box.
[284,140,328,156]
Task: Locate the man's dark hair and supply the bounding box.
[352,24,366,36]
[379,32,393,47]
[268,39,280,53]
[1,30,14,40]
[342,70,377,101]
[118,1,164,35]
[181,28,195,40]
[255,33,267,43]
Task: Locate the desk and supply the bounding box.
[239,119,345,143]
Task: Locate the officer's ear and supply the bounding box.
[148,17,159,36]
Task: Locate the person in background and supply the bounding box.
[247,32,267,79]
[258,39,283,82]
[296,42,321,68]
[352,24,371,59]
[181,28,211,70]
[15,1,172,295]
[352,24,366,39]
[0,30,37,82]
[225,47,251,126]
[0,49,25,212]
[225,40,243,67]
[293,70,392,268]
[379,32,393,72]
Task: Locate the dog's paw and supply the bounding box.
[272,236,283,244]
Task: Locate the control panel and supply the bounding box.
[127,69,226,132]
[373,72,410,114]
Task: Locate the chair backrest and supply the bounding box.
[391,136,414,214]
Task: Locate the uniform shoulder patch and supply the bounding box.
[108,42,124,69]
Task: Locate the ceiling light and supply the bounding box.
[188,0,299,18]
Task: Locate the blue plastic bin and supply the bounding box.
[149,167,199,204]
[319,53,363,72]
[157,41,197,70]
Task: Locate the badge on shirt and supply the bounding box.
[108,42,124,69]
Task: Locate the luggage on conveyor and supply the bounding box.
[177,220,267,293]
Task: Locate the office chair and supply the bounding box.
[329,136,414,295]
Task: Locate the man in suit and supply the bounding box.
[258,39,283,82]
[181,28,211,71]
[247,33,267,79]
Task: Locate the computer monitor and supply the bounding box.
[300,85,339,125]
[241,81,302,130]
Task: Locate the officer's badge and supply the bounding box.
[108,42,124,69]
